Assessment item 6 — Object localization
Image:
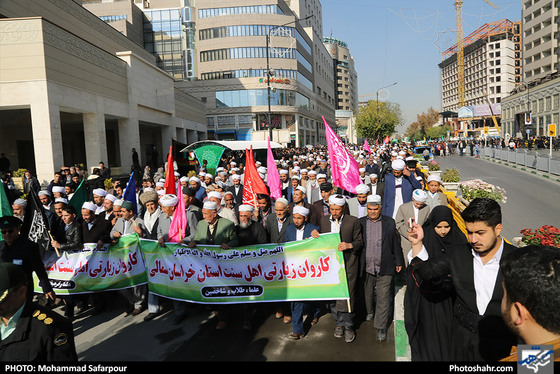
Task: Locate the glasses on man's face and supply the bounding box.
[1,229,15,235]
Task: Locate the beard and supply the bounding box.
[239,221,251,229]
[294,222,305,230]
[472,234,498,255]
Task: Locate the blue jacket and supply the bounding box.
[381,172,422,217]
[284,222,319,242]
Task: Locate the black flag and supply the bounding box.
[21,187,52,258]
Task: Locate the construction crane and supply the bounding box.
[454,0,498,108]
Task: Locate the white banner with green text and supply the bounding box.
[34,233,349,304]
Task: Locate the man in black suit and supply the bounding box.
[319,194,363,343]
[358,194,403,342]
[226,174,243,206]
[265,197,293,323]
[80,202,112,315]
[50,205,83,320]
[407,197,518,361]
[310,182,349,226]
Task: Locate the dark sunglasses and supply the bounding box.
[1,229,15,235]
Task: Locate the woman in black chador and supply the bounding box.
[404,205,468,361]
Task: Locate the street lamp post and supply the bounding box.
[266,15,313,142]
[375,82,397,140]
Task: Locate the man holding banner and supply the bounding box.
[285,205,322,340]
[189,200,238,329]
[319,194,363,343]
[110,201,147,316]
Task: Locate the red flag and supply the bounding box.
[163,145,176,195]
[242,146,269,207]
[383,136,390,144]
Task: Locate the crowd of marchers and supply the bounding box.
[0,141,558,363]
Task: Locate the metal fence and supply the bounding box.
[481,147,560,176]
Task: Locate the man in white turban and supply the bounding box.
[318,194,363,343]
[347,184,370,219]
[208,191,238,226]
[395,188,430,266]
[425,175,448,210]
[12,198,26,221]
[284,202,321,340]
[382,158,422,219]
[188,198,238,330]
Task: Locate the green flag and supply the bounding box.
[193,144,225,176]
[0,185,12,240]
[68,180,88,218]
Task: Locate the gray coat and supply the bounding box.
[110,216,146,239]
[156,210,199,243]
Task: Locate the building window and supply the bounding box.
[216,89,309,109]
[200,47,295,62]
[200,25,294,40]
[143,8,186,80]
[198,5,284,18]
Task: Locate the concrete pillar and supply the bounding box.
[30,101,63,186]
[161,125,173,153]
[176,125,187,144]
[187,129,196,144]
[83,111,108,175]
[118,117,140,176]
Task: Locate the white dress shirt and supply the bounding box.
[472,238,504,315]
[409,238,505,316]
[392,177,403,219]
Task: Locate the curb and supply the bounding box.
[394,285,410,361]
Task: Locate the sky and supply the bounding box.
[320,0,523,134]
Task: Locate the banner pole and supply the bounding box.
[48,231,60,257]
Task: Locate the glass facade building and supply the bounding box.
[216,89,309,109]
[143,8,186,80]
[90,0,335,145]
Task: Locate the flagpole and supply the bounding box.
[48,232,60,257]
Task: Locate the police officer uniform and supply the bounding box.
[0,263,78,361]
[0,216,54,301]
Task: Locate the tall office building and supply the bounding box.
[522,0,559,82]
[439,19,521,137]
[323,36,358,143]
[499,0,560,139]
[86,0,337,146]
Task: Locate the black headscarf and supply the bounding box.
[421,205,468,257]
